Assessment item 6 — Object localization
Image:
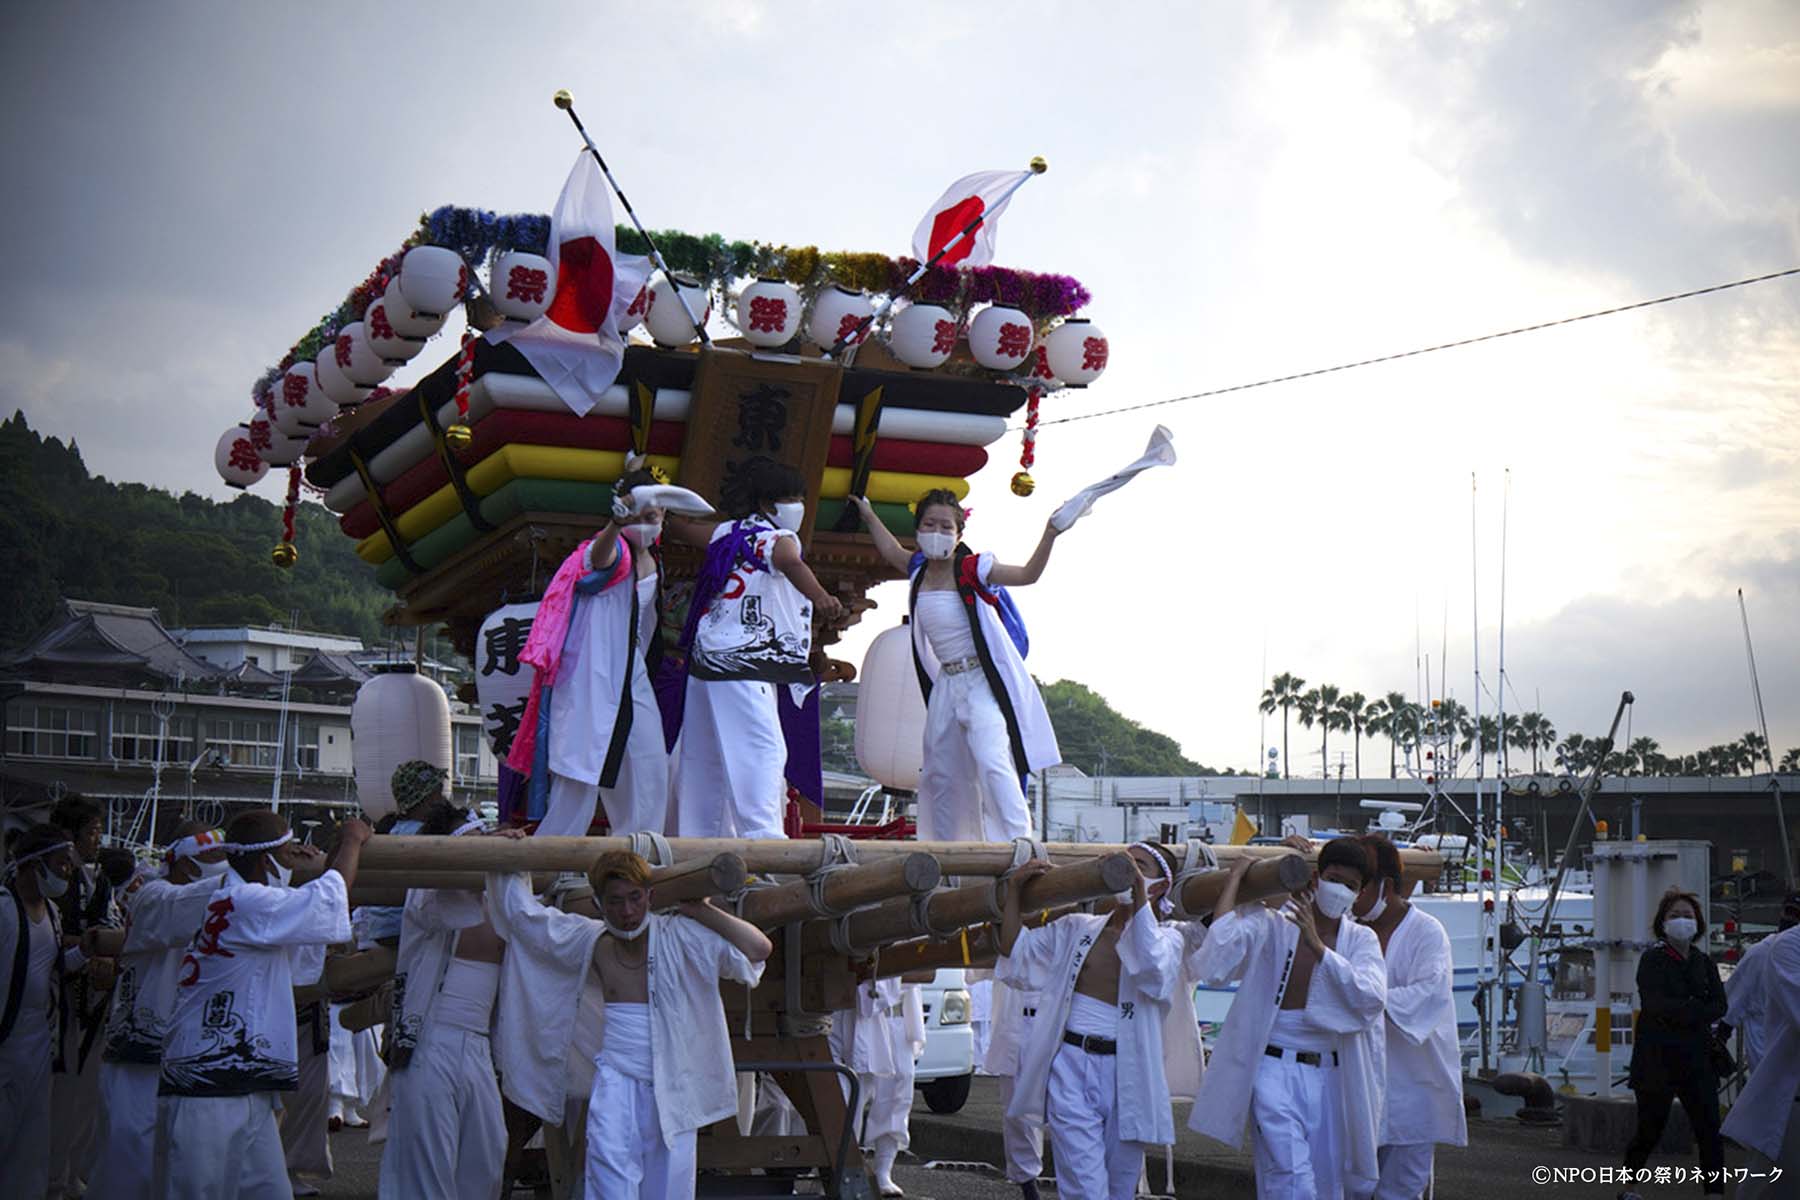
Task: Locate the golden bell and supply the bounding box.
[553,89,574,110]
[1029,155,1048,174]
[1010,471,1036,497]
[271,541,299,569]
[444,422,473,453]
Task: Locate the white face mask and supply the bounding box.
[771,501,806,532]
[1664,916,1698,944]
[916,530,957,560]
[622,521,661,548]
[1315,881,1357,920]
[265,854,293,889]
[37,867,69,899]
[1359,882,1388,924]
[195,858,230,879]
[605,919,649,941]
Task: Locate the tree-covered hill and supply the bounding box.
[1040,679,1225,776]
[0,410,404,653]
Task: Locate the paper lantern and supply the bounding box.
[399,245,467,319]
[1025,343,1062,387]
[214,424,268,489]
[1044,318,1108,387]
[474,602,540,759]
[272,363,335,436]
[807,285,873,351]
[333,321,390,387]
[644,274,711,347]
[854,622,929,790]
[250,409,308,468]
[968,305,1034,371]
[491,251,557,323]
[381,276,445,340]
[618,280,651,334]
[365,299,427,363]
[736,277,802,348]
[889,302,957,370]
[351,665,452,819]
[315,349,372,410]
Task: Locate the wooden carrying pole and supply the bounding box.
[329,852,748,908]
[736,853,941,929]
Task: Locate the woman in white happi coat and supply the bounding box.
[485,851,771,1200]
[830,975,926,1196]
[996,846,1191,1200]
[673,460,842,840]
[511,476,685,838]
[1189,839,1387,1200]
[853,491,1059,843]
[1351,836,1465,1200]
[87,826,230,1200]
[1722,924,1800,1199]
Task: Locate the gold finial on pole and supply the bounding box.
[553,89,574,110]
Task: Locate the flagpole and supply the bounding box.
[832,156,1047,367]
[553,89,712,347]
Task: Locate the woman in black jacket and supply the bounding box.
[1619,888,1727,1198]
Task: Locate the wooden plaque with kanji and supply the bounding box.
[678,350,843,544]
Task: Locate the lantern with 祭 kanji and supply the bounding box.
[315,349,372,410]
[490,251,556,323]
[806,284,873,351]
[644,273,712,347]
[272,363,335,436]
[381,276,445,340]
[334,321,391,387]
[398,245,467,319]
[968,304,1034,371]
[365,299,427,363]
[249,408,308,468]
[214,424,268,489]
[889,301,957,369]
[1045,317,1108,387]
[618,279,651,335]
[735,277,802,349]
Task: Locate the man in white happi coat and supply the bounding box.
[486,849,772,1200]
[86,823,231,1200]
[1721,890,1800,1075]
[378,815,526,1200]
[0,825,84,1200]
[830,974,926,1195]
[996,844,1191,1200]
[152,810,369,1200]
[1190,837,1387,1200]
[1722,923,1800,1198]
[1351,835,1465,1200]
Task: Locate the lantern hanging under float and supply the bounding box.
[643,273,712,347]
[735,277,802,348]
[806,284,873,352]
[334,321,392,387]
[968,304,1035,371]
[350,664,453,820]
[365,298,428,363]
[1044,317,1108,387]
[490,251,557,323]
[272,362,336,437]
[381,276,446,341]
[888,301,958,370]
[398,245,468,320]
[853,621,929,791]
[214,424,268,489]
[250,407,309,468]
[315,349,373,410]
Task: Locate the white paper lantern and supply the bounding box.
[351,665,453,819]
[644,274,711,347]
[250,408,308,468]
[1024,343,1062,387]
[967,305,1035,371]
[214,424,268,489]
[490,251,557,323]
[333,321,390,387]
[399,245,467,318]
[364,299,427,363]
[735,277,802,348]
[272,363,335,436]
[618,280,651,334]
[1044,318,1109,387]
[854,622,929,791]
[807,285,873,350]
[474,602,540,760]
[315,349,372,410]
[889,302,957,370]
[381,276,445,340]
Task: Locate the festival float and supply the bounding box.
[229,92,1439,1197]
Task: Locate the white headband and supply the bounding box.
[223,831,294,854]
[2,840,72,879]
[166,829,227,862]
[1129,842,1175,915]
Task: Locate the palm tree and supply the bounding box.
[1375,690,1414,778]
[1258,672,1306,780]
[1628,737,1661,777]
[1781,747,1800,773]
[1741,731,1771,773]
[1558,733,1591,774]
[1512,712,1554,774]
[1337,691,1376,779]
[1298,684,1350,779]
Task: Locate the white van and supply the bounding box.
[912,968,975,1113]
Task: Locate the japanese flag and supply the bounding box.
[501,152,627,416]
[910,168,1031,269]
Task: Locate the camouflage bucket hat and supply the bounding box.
[390,759,449,814]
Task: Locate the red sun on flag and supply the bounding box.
[926,195,986,266]
[545,236,614,335]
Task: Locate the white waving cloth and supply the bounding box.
[1049,425,1176,532]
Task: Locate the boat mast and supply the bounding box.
[1471,473,1494,1074]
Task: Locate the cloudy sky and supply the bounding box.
[3,1,1796,775]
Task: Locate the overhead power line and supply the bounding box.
[1032,266,1800,428]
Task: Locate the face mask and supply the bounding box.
[1664,917,1697,944]
[1314,881,1357,920]
[195,858,230,879]
[917,531,957,560]
[771,501,806,532]
[265,855,293,889]
[622,521,661,548]
[1359,882,1388,924]
[605,919,649,941]
[37,867,69,899]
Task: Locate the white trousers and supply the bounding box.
[542,729,670,839]
[861,1065,916,1153]
[89,1061,161,1200]
[1251,1053,1344,1200]
[0,1039,52,1200]
[49,1024,104,1196]
[915,670,1032,844]
[586,1060,697,1200]
[1045,1044,1144,1200]
[1374,1142,1433,1200]
[281,1038,333,1179]
[676,679,787,840]
[996,1074,1046,1183]
[154,1092,293,1200]
[1736,1098,1800,1200]
[380,1026,506,1200]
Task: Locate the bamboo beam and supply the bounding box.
[1173,854,1314,917]
[736,853,941,929]
[329,853,748,907]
